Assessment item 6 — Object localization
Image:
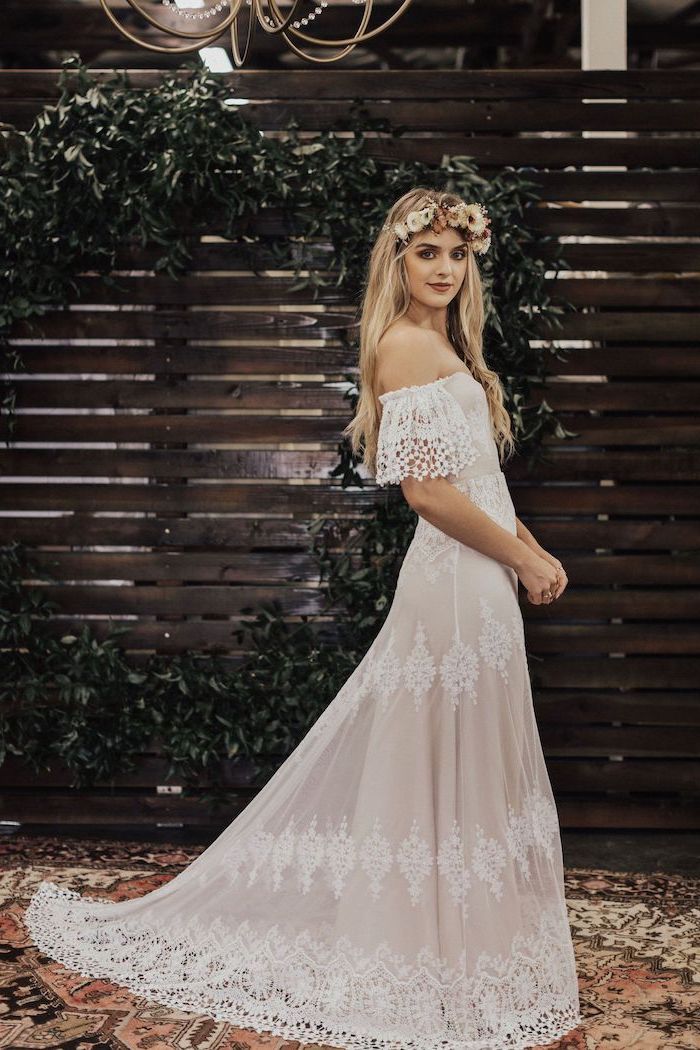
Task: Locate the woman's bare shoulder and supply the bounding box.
[376,324,443,397]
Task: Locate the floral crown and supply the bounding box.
[382,197,491,255]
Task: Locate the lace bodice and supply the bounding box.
[375,371,500,487]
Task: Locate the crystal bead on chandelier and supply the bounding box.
[97,0,414,66]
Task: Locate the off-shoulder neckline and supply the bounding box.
[378,370,474,404]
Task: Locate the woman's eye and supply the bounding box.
[419,251,464,259]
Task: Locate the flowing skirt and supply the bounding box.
[24,470,582,1050]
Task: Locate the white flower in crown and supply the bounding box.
[471,234,491,255]
[461,202,489,236]
[384,198,491,254]
[407,205,434,232]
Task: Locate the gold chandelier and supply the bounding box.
[98,0,415,66]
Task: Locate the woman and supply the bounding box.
[25,189,582,1049]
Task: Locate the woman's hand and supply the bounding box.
[514,518,568,602]
[537,549,568,600]
[516,550,562,606]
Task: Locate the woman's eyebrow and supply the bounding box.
[414,241,469,249]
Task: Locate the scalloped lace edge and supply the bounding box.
[24,880,582,1050]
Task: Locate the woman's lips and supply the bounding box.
[428,284,452,292]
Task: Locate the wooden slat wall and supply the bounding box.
[1,70,699,831]
[5,2,700,75]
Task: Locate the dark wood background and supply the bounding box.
[3,1,699,74]
[1,69,699,832]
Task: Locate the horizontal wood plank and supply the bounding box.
[2,66,699,829]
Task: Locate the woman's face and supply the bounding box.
[402,226,469,309]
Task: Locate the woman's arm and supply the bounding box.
[374,339,563,603]
[401,475,560,605]
[406,475,526,569]
[516,515,545,556]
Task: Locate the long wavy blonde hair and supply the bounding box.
[343,187,515,476]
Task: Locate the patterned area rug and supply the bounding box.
[1,835,698,1050]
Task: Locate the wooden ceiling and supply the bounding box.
[2,0,700,71]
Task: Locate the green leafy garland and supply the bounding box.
[0,58,574,789]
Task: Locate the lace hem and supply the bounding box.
[24,882,581,1050]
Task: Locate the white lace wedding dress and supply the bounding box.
[24,369,582,1050]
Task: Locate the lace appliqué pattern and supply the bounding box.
[290,599,527,766]
[403,621,436,710]
[439,631,480,709]
[375,379,478,487]
[402,471,517,586]
[359,816,394,901]
[365,629,403,713]
[479,595,516,683]
[404,516,458,585]
[436,820,472,907]
[436,598,525,699]
[463,403,494,457]
[472,824,507,901]
[287,628,403,766]
[211,787,560,908]
[455,471,516,535]
[25,882,581,1050]
[396,818,434,906]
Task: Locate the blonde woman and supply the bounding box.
[25,189,582,1049]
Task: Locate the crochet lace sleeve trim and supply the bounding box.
[374,380,478,487]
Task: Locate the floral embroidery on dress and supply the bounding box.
[478,595,515,683]
[271,820,297,891]
[397,818,434,906]
[437,820,472,908]
[289,596,525,754]
[529,790,560,862]
[505,805,534,882]
[297,814,326,893]
[511,610,527,659]
[359,817,394,901]
[405,516,459,585]
[218,787,558,907]
[463,403,493,456]
[245,829,274,887]
[325,815,358,899]
[471,824,507,901]
[506,791,560,875]
[339,667,371,723]
[455,472,516,534]
[403,621,436,710]
[367,629,404,712]
[439,631,480,709]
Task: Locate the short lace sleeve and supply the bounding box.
[374,377,478,487]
